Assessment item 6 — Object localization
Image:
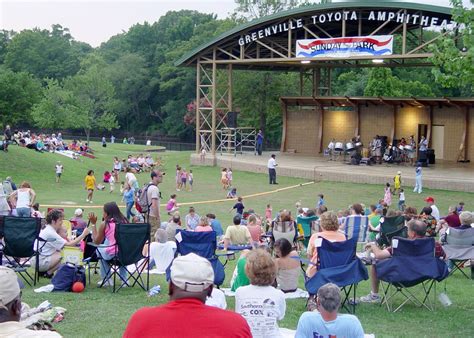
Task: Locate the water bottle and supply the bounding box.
[438,292,452,307]
[148,285,161,297]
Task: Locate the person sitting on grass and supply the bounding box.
[227,187,237,199]
[35,209,90,278]
[88,202,128,287]
[246,214,263,246]
[274,238,300,293]
[295,283,364,338]
[195,216,213,232]
[166,194,179,215]
[235,249,286,338]
[166,214,183,241]
[123,253,252,338]
[359,219,445,303]
[149,229,177,274]
[207,213,224,239]
[185,207,200,231]
[0,266,62,337]
[230,250,251,292]
[306,211,346,278]
[223,215,252,250]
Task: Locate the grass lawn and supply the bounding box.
[1,143,473,337]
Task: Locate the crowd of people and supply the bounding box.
[1,137,473,337]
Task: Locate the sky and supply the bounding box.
[0,0,470,47]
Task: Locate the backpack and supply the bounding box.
[137,183,156,214]
[52,263,86,292]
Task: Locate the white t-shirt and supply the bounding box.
[125,172,137,184]
[37,225,67,256]
[146,184,160,218]
[430,204,440,221]
[55,165,63,174]
[399,192,405,201]
[206,288,227,309]
[235,285,286,338]
[267,158,277,169]
[149,241,176,273]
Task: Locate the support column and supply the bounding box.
[427,106,433,147]
[391,105,397,143]
[319,105,324,153]
[280,100,288,153]
[355,105,361,137]
[195,62,201,153]
[211,51,217,155]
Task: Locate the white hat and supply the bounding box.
[170,253,214,292]
[0,267,21,309]
[74,208,83,216]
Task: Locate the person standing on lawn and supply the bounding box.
[84,170,97,204]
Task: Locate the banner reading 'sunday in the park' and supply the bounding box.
[296,35,393,58]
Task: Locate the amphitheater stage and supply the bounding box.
[190,152,474,192]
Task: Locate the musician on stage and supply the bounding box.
[399,137,407,163]
[407,135,416,166]
[373,135,382,164]
[418,135,428,164]
[328,138,335,161]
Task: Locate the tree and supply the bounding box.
[64,56,119,142]
[430,0,474,95]
[0,67,42,127]
[4,25,90,80]
[232,0,309,21]
[364,68,433,97]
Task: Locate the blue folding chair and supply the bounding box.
[343,215,369,243]
[305,237,368,313]
[168,230,225,287]
[376,237,449,312]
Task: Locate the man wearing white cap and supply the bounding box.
[124,253,251,338]
[0,266,61,337]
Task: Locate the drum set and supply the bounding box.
[383,144,415,164]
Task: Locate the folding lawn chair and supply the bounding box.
[82,233,99,284]
[273,221,298,248]
[343,215,369,243]
[296,215,318,247]
[376,237,449,312]
[169,230,225,287]
[1,216,43,286]
[89,222,150,293]
[376,215,407,248]
[442,227,474,279]
[305,237,368,314]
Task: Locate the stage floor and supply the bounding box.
[191,152,474,192]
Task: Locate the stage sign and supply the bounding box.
[296,35,393,58]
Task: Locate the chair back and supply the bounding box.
[176,230,217,259]
[317,237,357,269]
[343,215,369,242]
[392,237,435,258]
[115,223,150,266]
[3,217,41,258]
[377,216,407,247]
[445,227,474,246]
[274,221,295,233]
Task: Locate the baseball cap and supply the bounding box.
[74,208,83,217]
[424,197,435,203]
[170,253,214,292]
[397,171,401,175]
[0,267,21,309]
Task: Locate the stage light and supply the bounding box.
[301,60,311,64]
[372,59,384,64]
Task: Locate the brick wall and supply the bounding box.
[322,109,357,148]
[359,106,392,145]
[396,107,429,141]
[433,107,465,162]
[285,108,321,154]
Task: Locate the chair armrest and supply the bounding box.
[86,242,112,249]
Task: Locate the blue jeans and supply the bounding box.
[16,207,31,217]
[126,202,135,220]
[97,239,127,283]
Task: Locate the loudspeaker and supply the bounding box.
[227,111,238,128]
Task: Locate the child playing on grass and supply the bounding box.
[227,187,237,199]
[221,168,228,190]
[227,168,233,187]
[55,161,63,183]
[393,170,402,194]
[166,194,179,215]
[317,194,325,208]
[230,196,245,216]
[109,175,115,194]
[122,182,135,220]
[188,170,193,191]
[398,188,406,211]
[84,170,97,203]
[383,182,392,206]
[180,168,187,191]
[265,204,273,222]
[176,165,181,191]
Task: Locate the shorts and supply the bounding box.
[56,173,62,177]
[149,215,161,236]
[87,189,94,193]
[181,178,186,183]
[221,178,227,185]
[189,180,193,186]
[33,255,51,272]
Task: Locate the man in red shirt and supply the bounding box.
[123,253,251,338]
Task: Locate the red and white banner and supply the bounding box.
[296,35,393,58]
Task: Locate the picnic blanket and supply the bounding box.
[55,150,78,159]
[221,287,308,299]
